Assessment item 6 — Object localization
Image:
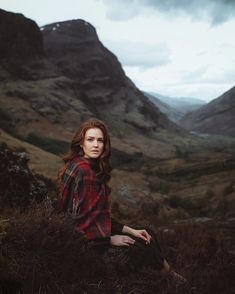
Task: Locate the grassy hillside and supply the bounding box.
[0,128,62,180]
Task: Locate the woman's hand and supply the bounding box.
[122,225,152,244]
[131,229,151,244]
[110,235,135,246]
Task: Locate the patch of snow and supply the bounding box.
[56,23,60,27]
[52,27,56,31]
[40,27,45,31]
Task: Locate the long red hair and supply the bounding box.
[58,118,111,184]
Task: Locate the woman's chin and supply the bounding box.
[88,154,100,158]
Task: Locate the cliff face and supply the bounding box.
[0,9,43,61]
[0,8,53,80]
[179,87,235,136]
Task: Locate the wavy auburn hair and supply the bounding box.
[59,118,111,184]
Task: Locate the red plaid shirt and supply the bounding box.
[57,156,111,241]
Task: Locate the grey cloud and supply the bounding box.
[104,40,171,68]
[182,66,235,84]
[102,0,235,25]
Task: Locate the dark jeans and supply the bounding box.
[89,231,165,271]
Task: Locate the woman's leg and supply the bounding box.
[120,231,187,285]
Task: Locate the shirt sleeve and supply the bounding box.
[111,217,124,235]
[57,162,84,214]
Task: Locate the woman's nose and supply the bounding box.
[93,140,98,147]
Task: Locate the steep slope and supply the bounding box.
[179,87,235,136]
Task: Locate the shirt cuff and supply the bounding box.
[111,217,124,235]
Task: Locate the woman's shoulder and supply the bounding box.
[68,156,93,175]
[62,157,97,185]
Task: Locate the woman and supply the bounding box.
[57,118,186,284]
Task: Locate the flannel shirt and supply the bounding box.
[57,156,123,241]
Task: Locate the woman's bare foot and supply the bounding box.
[160,260,187,286]
[169,269,187,285]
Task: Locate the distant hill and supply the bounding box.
[146,91,206,121]
[179,86,235,136]
[144,92,184,122]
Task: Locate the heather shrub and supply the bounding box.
[1,206,235,294]
[0,143,51,208]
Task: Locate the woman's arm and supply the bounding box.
[111,217,124,235]
[122,225,151,244]
[110,235,135,246]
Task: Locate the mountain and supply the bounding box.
[147,91,206,121]
[41,20,179,134]
[179,86,235,136]
[0,9,184,160]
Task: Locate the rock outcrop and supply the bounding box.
[0,8,56,80]
[0,143,52,207]
[0,9,43,61]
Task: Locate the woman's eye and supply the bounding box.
[98,139,104,143]
[87,138,93,142]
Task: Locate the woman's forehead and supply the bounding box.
[85,128,103,137]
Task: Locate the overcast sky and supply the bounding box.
[1,0,235,102]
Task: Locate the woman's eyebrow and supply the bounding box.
[86,136,103,139]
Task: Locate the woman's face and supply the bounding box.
[81,128,104,159]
